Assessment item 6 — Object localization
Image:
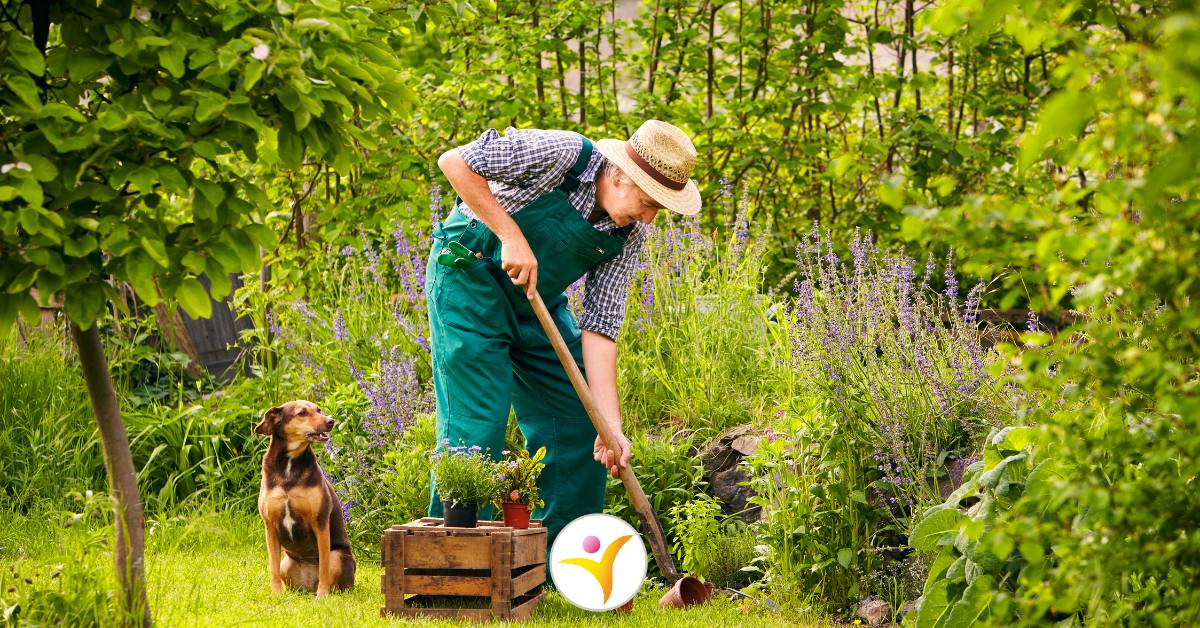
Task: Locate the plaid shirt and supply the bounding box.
[455,127,648,341]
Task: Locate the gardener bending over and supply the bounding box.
[426,120,702,546]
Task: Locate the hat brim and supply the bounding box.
[595,138,701,216]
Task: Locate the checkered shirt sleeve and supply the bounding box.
[455,127,647,341]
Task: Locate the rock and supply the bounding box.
[899,600,918,618]
[856,597,891,627]
[701,426,765,523]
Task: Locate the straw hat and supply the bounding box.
[596,120,701,216]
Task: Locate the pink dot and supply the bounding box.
[582,535,601,553]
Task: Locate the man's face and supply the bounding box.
[596,169,664,227]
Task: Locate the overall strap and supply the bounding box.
[557,136,594,193]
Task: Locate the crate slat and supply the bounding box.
[406,574,491,597]
[404,536,492,570]
[511,564,545,597]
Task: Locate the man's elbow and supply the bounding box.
[436,149,460,175]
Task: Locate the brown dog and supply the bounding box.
[255,400,355,596]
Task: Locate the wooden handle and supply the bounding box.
[528,292,681,582]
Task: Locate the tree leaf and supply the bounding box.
[176,277,212,319]
[8,32,45,75]
[914,579,950,628]
[5,75,42,110]
[140,236,170,268]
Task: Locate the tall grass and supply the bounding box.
[619,200,790,435]
[0,325,102,512]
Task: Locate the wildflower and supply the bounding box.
[252,44,270,61]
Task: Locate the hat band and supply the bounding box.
[624,142,686,191]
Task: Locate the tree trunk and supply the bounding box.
[70,322,152,627]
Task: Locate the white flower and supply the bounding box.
[1,162,32,174]
[252,44,270,61]
[79,92,91,108]
[134,6,151,23]
[97,75,112,85]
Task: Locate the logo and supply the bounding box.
[549,514,647,611]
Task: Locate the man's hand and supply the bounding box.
[593,432,631,479]
[500,235,538,299]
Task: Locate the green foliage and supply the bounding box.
[908,426,1042,626]
[668,494,725,577]
[618,200,786,434]
[667,493,757,589]
[0,0,408,330]
[380,413,437,528]
[604,430,707,548]
[492,446,546,510]
[430,442,500,507]
[0,327,99,512]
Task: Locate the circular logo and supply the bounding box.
[549,514,647,611]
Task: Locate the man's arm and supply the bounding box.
[582,329,631,477]
[437,148,539,298]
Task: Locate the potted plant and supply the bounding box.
[432,442,498,528]
[492,446,546,529]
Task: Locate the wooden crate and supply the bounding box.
[380,517,548,622]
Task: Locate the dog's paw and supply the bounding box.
[315,587,330,598]
[270,580,285,594]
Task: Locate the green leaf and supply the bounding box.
[123,251,160,306]
[63,281,106,328]
[194,92,228,123]
[244,59,265,90]
[837,548,853,567]
[159,43,187,79]
[20,155,58,182]
[205,258,232,300]
[943,575,995,626]
[5,266,39,293]
[914,579,951,628]
[67,52,110,82]
[5,75,41,110]
[242,223,279,249]
[181,251,207,273]
[140,236,170,268]
[8,32,45,75]
[910,507,966,552]
[0,291,38,334]
[176,277,213,319]
[1019,91,1093,168]
[978,453,1026,489]
[63,235,98,258]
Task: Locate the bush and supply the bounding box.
[431,443,500,507]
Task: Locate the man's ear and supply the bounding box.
[254,406,282,436]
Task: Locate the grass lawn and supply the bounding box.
[1,509,813,626]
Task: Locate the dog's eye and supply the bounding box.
[298,409,307,415]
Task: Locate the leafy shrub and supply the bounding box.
[668,493,758,590]
[431,443,500,506]
[492,446,546,509]
[604,430,707,538]
[907,425,1045,626]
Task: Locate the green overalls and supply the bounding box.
[425,137,629,551]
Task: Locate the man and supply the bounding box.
[426,120,701,548]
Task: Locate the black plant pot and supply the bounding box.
[442,500,478,528]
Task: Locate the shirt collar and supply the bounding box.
[579,151,605,184]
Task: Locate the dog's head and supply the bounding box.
[254,400,335,447]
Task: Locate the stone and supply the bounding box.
[701,425,765,523]
[856,597,891,627]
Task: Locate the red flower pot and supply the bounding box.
[502,502,532,529]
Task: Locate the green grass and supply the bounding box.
[1,509,813,626]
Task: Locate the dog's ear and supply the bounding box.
[254,406,283,436]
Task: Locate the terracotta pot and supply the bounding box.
[442,500,478,528]
[501,502,531,529]
[616,598,634,613]
[658,576,713,608]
